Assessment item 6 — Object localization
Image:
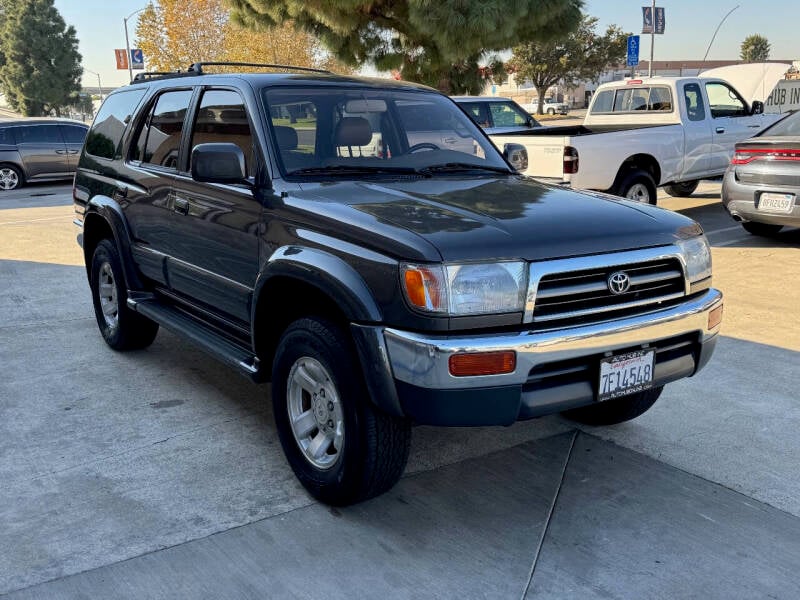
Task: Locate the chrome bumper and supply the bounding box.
[383,289,722,390]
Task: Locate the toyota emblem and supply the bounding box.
[607,271,631,295]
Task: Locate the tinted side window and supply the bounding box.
[190,90,253,176]
[0,127,16,145]
[683,83,706,122]
[459,102,491,128]
[139,90,193,170]
[86,88,147,159]
[590,90,614,113]
[17,125,63,144]
[60,125,88,144]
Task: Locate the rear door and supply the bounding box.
[704,81,765,172]
[166,88,261,323]
[15,124,69,179]
[57,124,88,170]
[486,101,534,135]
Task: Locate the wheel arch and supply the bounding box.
[614,153,662,188]
[82,196,144,290]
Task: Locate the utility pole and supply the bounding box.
[124,5,149,82]
[648,0,655,77]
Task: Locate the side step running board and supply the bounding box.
[127,295,262,381]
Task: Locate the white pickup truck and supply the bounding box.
[486,76,783,204]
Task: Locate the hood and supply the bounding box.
[700,63,790,104]
[284,176,695,263]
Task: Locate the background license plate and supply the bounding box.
[599,349,655,401]
[759,193,794,213]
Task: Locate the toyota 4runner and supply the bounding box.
[73,63,723,505]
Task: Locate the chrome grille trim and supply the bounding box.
[523,246,689,324]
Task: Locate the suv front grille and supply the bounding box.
[532,258,686,325]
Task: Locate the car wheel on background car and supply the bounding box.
[663,180,700,197]
[271,316,411,506]
[90,239,159,350]
[563,386,664,426]
[613,168,658,205]
[0,164,23,190]
[547,108,555,115]
[741,221,783,237]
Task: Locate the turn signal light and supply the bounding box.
[708,304,723,330]
[448,351,516,377]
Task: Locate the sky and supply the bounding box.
[55,0,798,90]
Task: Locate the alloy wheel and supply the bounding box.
[97,261,119,329]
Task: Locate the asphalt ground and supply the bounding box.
[1,180,798,598]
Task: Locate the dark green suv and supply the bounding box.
[74,63,722,505]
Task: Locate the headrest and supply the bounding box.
[273,125,298,150]
[334,117,371,147]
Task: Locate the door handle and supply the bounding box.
[173,197,190,215]
[55,149,67,154]
[715,127,726,134]
[67,149,80,154]
[747,124,761,128]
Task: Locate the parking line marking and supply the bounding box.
[704,225,744,236]
[714,235,753,247]
[0,216,67,225]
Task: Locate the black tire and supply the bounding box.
[563,386,664,426]
[547,108,555,115]
[90,239,159,350]
[663,180,699,197]
[0,164,23,191]
[272,317,411,505]
[742,221,783,237]
[613,168,658,205]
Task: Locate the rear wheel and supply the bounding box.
[613,168,658,205]
[547,108,555,115]
[90,239,159,350]
[272,317,411,505]
[663,180,699,197]
[563,386,664,426]
[0,164,23,190]
[742,221,783,236]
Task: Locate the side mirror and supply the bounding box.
[751,100,764,115]
[526,116,537,128]
[191,143,247,184]
[503,143,528,172]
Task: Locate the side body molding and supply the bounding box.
[83,196,145,290]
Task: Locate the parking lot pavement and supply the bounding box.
[1,183,799,597]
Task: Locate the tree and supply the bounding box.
[740,34,771,63]
[0,0,82,116]
[508,15,628,115]
[226,0,584,94]
[136,0,348,74]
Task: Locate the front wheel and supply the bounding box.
[563,386,664,426]
[613,168,658,205]
[663,180,699,197]
[272,317,411,505]
[547,108,555,115]
[742,221,783,237]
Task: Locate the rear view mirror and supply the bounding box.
[751,100,764,115]
[344,99,387,113]
[503,143,528,172]
[191,143,246,184]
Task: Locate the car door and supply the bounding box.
[679,82,711,178]
[167,88,261,324]
[487,102,535,135]
[125,88,194,286]
[15,123,70,179]
[704,81,764,172]
[57,124,88,171]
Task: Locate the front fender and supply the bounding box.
[84,196,144,290]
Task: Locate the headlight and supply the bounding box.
[402,261,527,315]
[676,235,712,283]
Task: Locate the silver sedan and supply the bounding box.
[722,111,800,236]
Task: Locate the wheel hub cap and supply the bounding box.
[0,168,18,190]
[97,262,119,329]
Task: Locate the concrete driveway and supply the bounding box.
[1,182,798,598]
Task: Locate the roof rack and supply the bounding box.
[131,70,195,83]
[187,62,332,75]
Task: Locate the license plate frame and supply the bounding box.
[758,192,794,213]
[598,349,655,401]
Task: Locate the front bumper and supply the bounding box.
[377,289,722,426]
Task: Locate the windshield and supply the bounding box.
[263,86,510,177]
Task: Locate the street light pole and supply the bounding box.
[701,5,740,69]
[124,5,149,82]
[648,0,655,77]
[83,68,103,102]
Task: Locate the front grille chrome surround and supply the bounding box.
[523,246,689,325]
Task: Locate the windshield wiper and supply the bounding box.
[416,162,512,175]
[288,165,420,176]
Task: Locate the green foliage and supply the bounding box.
[226,0,584,94]
[508,15,628,114]
[0,0,82,116]
[740,34,771,63]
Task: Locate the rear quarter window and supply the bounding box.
[85,88,147,159]
[0,127,16,145]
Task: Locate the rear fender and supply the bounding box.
[83,196,144,290]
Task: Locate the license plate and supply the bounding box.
[758,192,794,213]
[598,349,655,401]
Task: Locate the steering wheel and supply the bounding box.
[406,142,440,153]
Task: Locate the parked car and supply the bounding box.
[452,96,540,134]
[484,74,784,204]
[520,98,570,115]
[722,109,800,236]
[74,64,722,505]
[0,118,88,190]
